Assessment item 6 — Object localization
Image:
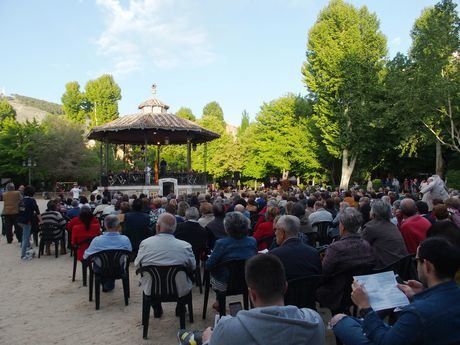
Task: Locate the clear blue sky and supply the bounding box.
[0,0,452,126]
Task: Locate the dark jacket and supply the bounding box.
[355,281,460,345]
[175,220,208,259]
[316,233,375,311]
[205,216,227,249]
[18,196,40,224]
[205,236,257,283]
[123,211,151,252]
[361,218,408,269]
[270,237,321,281]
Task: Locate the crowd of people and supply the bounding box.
[1,174,460,344]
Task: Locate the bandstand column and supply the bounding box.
[105,139,109,176]
[186,139,192,171]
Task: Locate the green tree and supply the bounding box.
[302,0,387,189]
[176,107,196,121]
[242,95,321,180]
[85,74,122,127]
[0,99,16,122]
[200,101,226,134]
[409,0,460,176]
[237,110,250,138]
[61,81,88,123]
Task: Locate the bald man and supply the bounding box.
[135,213,196,318]
[399,198,431,254]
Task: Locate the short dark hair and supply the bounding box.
[165,203,176,215]
[213,203,225,217]
[23,185,35,197]
[245,254,286,303]
[132,198,143,212]
[415,201,429,215]
[306,198,316,208]
[418,237,460,280]
[427,221,460,247]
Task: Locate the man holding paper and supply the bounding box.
[330,237,460,345]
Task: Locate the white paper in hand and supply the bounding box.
[353,271,410,311]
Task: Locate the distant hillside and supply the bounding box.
[1,94,63,123]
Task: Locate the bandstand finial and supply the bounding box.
[151,83,157,96]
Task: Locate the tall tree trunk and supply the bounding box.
[339,149,357,190]
[435,141,445,178]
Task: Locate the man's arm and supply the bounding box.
[184,244,196,271]
[134,241,145,267]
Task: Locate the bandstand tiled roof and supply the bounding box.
[87,85,220,145]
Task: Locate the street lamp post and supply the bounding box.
[22,157,37,185]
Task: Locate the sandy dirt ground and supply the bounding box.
[0,199,336,345]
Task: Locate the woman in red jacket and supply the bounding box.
[253,206,279,250]
[69,206,101,261]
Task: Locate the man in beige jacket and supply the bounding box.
[2,183,22,243]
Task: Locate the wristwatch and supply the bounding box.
[359,307,373,318]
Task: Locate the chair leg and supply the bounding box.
[72,254,77,282]
[218,293,226,316]
[95,276,101,310]
[38,239,42,258]
[54,241,59,258]
[188,294,194,323]
[122,277,129,306]
[243,291,249,310]
[82,261,87,287]
[202,276,210,319]
[179,301,186,329]
[196,267,203,294]
[142,293,151,339]
[89,269,93,301]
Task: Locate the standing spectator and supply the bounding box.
[400,198,431,254]
[420,175,449,211]
[361,200,408,268]
[70,183,82,200]
[17,186,42,260]
[2,183,22,243]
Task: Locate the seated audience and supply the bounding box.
[253,206,279,250]
[188,254,325,345]
[205,203,227,250]
[93,197,110,216]
[316,208,375,313]
[123,198,151,255]
[361,200,408,268]
[205,212,257,310]
[134,213,195,318]
[399,198,431,254]
[71,206,101,262]
[66,199,81,219]
[270,215,321,280]
[83,215,132,292]
[331,237,460,345]
[198,202,215,228]
[175,207,208,258]
[308,201,333,231]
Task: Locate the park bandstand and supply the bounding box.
[87,85,220,197]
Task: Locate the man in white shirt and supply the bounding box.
[308,201,333,230]
[70,183,82,200]
[135,212,196,317]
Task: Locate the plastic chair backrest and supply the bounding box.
[139,265,189,301]
[214,260,247,295]
[89,249,131,280]
[373,254,417,281]
[285,275,322,309]
[40,223,64,240]
[312,221,332,245]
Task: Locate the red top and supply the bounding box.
[253,221,274,250]
[399,215,431,254]
[70,218,101,261]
